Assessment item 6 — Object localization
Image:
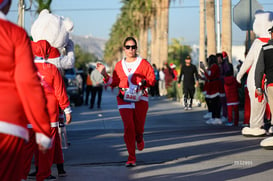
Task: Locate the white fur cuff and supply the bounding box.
[35,133,52,149]
[64,106,72,114]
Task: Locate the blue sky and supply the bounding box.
[6,0,273,46]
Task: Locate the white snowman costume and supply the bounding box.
[236,10,273,137]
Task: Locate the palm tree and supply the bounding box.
[128,0,153,59]
[35,0,52,13]
[221,0,232,62]
[159,0,170,67]
[206,0,216,56]
[199,0,206,64]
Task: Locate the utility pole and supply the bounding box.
[199,0,205,63]
[216,0,221,53]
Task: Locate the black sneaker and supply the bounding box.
[28,171,37,179]
[44,175,56,180]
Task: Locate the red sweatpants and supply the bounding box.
[118,100,148,162]
[227,104,239,126]
[36,127,58,181]
[53,127,64,164]
[22,128,38,180]
[0,133,25,181]
[244,87,250,124]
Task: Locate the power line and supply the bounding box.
[8,3,273,13]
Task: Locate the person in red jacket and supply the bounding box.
[200,55,223,125]
[0,1,52,181]
[98,37,155,167]
[224,65,240,126]
[22,40,72,181]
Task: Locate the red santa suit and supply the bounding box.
[204,63,222,120]
[0,11,51,181]
[224,76,240,126]
[104,56,155,163]
[22,40,71,181]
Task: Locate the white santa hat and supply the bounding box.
[170,63,176,69]
[0,0,9,9]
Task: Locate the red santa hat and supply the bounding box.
[0,0,10,9]
[48,46,60,58]
[31,40,61,59]
[222,51,228,59]
[170,63,176,69]
[31,40,52,59]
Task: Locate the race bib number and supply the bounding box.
[124,90,141,102]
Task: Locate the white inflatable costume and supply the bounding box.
[237,10,273,137]
[31,9,75,69]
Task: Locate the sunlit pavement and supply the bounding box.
[28,88,273,181]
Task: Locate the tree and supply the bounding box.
[74,44,98,70]
[222,0,232,61]
[199,0,206,64]
[168,38,192,68]
[206,0,216,56]
[34,0,52,13]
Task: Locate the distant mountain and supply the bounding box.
[70,34,107,60]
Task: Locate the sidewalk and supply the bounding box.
[28,89,273,181]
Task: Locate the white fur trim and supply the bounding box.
[64,106,72,114]
[47,57,61,68]
[35,132,52,149]
[51,122,59,128]
[139,96,149,102]
[205,92,220,98]
[0,121,29,141]
[121,56,142,77]
[118,103,135,109]
[227,102,240,106]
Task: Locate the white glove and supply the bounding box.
[236,74,241,84]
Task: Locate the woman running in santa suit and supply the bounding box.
[98,37,155,167]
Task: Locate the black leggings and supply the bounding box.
[206,96,221,118]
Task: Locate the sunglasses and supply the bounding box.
[125,45,137,50]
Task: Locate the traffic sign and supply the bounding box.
[233,0,263,31]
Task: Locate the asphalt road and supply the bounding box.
[28,88,273,181]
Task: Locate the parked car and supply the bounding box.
[64,68,83,106]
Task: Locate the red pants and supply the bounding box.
[118,100,148,162]
[227,104,239,126]
[54,128,64,164]
[244,87,250,124]
[36,127,58,181]
[265,103,271,120]
[0,133,25,181]
[22,127,64,180]
[22,129,38,180]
